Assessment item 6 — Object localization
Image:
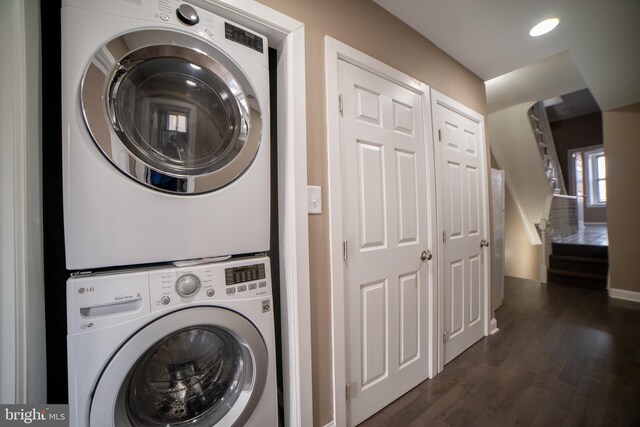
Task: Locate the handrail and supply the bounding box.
[551,194,578,200]
[528,102,567,195]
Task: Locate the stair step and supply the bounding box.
[552,243,608,259]
[549,255,609,275]
[550,255,608,264]
[547,268,607,290]
[547,268,606,280]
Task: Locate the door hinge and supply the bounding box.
[339,94,344,116]
[443,231,446,243]
[346,383,351,402]
[443,331,448,342]
[343,240,348,260]
[438,129,442,141]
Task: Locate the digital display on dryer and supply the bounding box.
[225,22,264,53]
[225,264,266,285]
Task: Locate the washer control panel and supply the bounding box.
[223,262,269,296]
[67,257,271,332]
[148,257,271,312]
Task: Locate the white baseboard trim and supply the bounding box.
[489,318,500,335]
[609,288,640,303]
[322,421,337,427]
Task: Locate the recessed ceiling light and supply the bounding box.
[529,18,560,37]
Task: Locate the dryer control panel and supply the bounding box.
[154,0,268,62]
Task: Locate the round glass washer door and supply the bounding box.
[89,307,269,426]
[81,29,262,194]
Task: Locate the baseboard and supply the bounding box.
[609,288,640,303]
[489,318,500,335]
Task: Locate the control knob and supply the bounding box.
[176,273,201,297]
[176,4,199,26]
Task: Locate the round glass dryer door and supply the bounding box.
[89,307,269,426]
[81,29,262,194]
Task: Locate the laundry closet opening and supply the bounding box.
[41,4,300,426]
[38,1,313,425]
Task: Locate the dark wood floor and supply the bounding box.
[552,224,609,246]
[359,277,640,426]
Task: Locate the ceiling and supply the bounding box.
[546,89,601,123]
[373,0,640,112]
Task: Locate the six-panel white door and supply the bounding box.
[433,100,488,365]
[339,59,434,425]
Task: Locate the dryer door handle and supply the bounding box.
[106,59,143,129]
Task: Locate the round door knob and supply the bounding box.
[176,4,199,26]
[480,239,490,247]
[420,250,433,261]
[176,273,201,297]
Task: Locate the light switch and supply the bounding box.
[307,185,322,215]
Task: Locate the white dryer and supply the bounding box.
[62,0,271,269]
[67,256,277,427]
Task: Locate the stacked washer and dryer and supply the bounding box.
[61,1,277,425]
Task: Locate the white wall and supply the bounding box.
[0,0,47,404]
[489,102,553,246]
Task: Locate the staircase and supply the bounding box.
[528,102,566,195]
[547,242,608,289]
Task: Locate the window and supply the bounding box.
[167,111,188,132]
[585,147,606,207]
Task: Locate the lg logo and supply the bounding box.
[78,287,95,294]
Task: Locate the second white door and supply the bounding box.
[432,95,488,365]
[339,59,436,425]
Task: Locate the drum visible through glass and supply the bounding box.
[126,326,247,426]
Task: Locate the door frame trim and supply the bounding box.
[325,36,437,426]
[430,89,491,373]
[105,0,313,423]
[1,0,46,404]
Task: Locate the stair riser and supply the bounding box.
[549,259,609,275]
[547,274,607,290]
[552,244,608,259]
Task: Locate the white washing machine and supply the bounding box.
[62,0,271,270]
[67,256,277,427]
